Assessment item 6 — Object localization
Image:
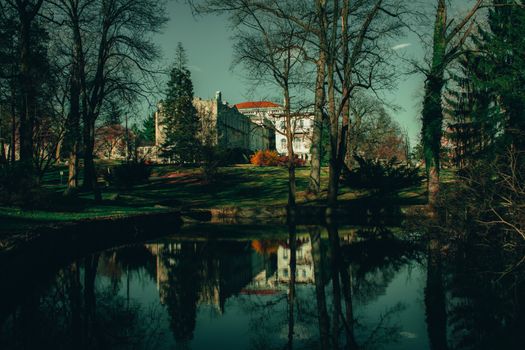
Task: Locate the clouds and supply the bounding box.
[188,65,202,72]
[392,43,412,51]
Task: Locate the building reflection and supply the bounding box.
[145,234,355,304]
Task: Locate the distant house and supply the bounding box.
[235,101,314,160]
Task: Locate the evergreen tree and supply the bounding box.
[447,1,525,163]
[445,53,501,168]
[139,113,155,143]
[161,43,201,163]
[482,0,525,151]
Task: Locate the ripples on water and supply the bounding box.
[0,224,523,349]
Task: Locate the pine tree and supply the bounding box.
[160,43,201,163]
[139,113,155,143]
[447,1,525,162]
[445,53,501,168]
[482,0,525,151]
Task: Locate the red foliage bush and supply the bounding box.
[250,150,307,167]
[277,155,306,167]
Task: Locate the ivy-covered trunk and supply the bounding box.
[422,0,447,206]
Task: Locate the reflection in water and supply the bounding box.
[0,225,524,349]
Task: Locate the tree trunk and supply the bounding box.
[284,89,296,210]
[326,55,339,213]
[10,108,16,163]
[65,17,84,195]
[308,52,326,197]
[82,116,101,201]
[18,15,34,174]
[422,0,447,207]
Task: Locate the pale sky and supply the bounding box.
[147,0,480,147]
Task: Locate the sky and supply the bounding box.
[148,1,474,146]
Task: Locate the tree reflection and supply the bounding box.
[7,226,521,349]
[444,241,525,350]
[287,222,297,350]
[425,239,448,350]
[0,250,164,350]
[158,242,202,345]
[309,226,330,350]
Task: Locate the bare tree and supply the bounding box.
[1,0,45,180]
[46,0,167,200]
[46,0,94,194]
[204,0,411,213]
[203,0,309,210]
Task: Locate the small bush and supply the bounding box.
[104,162,152,188]
[0,163,35,205]
[342,156,423,195]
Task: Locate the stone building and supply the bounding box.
[235,101,314,160]
[155,92,270,153]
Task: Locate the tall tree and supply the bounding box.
[160,43,201,164]
[1,0,45,181]
[481,0,525,151]
[229,5,308,210]
[47,0,92,194]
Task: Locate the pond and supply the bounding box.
[0,223,523,349]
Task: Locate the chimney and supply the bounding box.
[215,91,222,103]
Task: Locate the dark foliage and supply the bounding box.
[222,148,252,165]
[342,155,423,195]
[104,162,152,189]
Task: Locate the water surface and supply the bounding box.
[0,224,523,349]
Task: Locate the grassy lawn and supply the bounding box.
[0,163,428,234]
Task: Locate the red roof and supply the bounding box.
[235,101,282,110]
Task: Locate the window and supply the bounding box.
[283,268,289,278]
[299,119,304,128]
[293,137,301,149]
[281,138,287,149]
[283,249,288,259]
[280,121,286,130]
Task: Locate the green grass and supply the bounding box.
[0,163,428,234]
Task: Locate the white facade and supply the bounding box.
[273,115,314,160]
[235,101,314,160]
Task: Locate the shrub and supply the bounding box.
[342,155,423,195]
[250,150,307,167]
[277,155,307,167]
[104,161,152,188]
[250,150,280,166]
